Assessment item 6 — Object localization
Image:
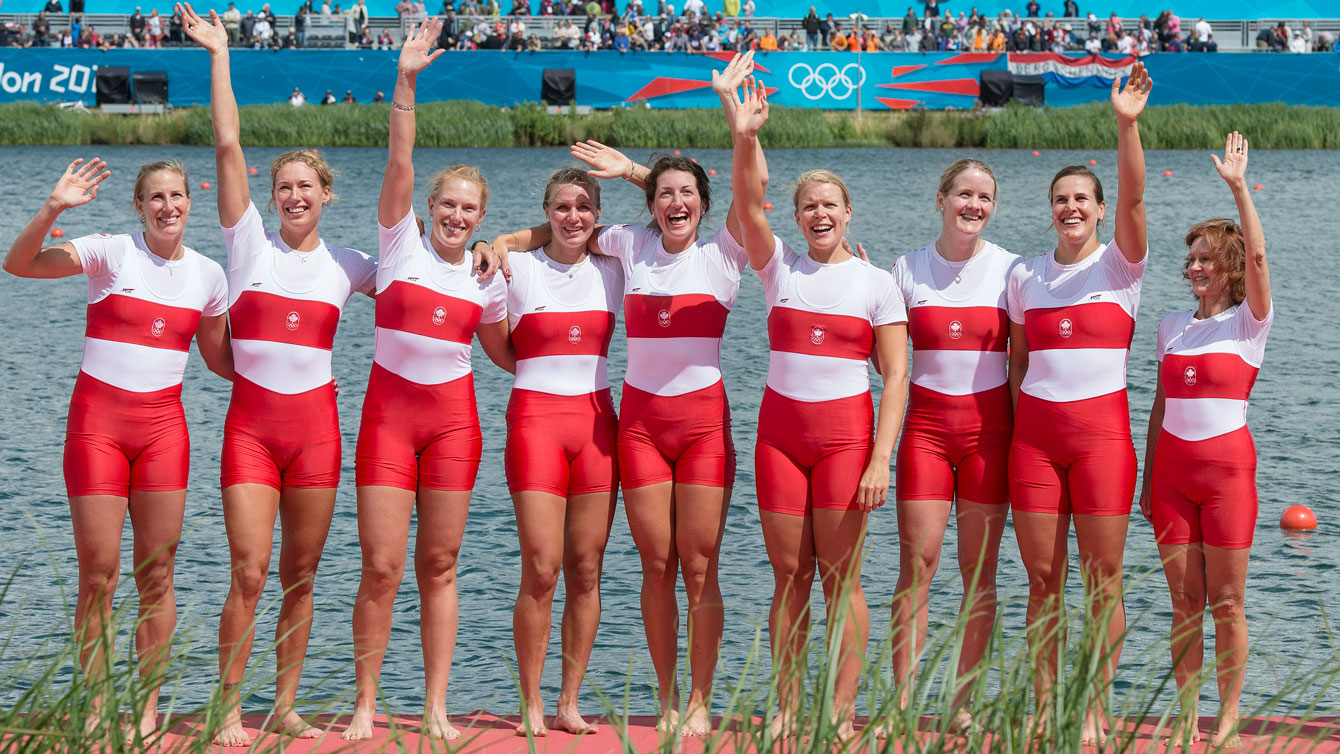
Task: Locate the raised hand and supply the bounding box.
[731,76,768,137]
[50,157,109,210]
[176,2,228,53]
[1211,131,1249,186]
[710,49,754,97]
[1111,60,1152,123]
[399,17,445,75]
[572,140,634,180]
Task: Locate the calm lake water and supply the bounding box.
[1,144,1337,718]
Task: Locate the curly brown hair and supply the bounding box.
[1184,218,1247,305]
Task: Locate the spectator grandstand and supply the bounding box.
[0,0,1336,50]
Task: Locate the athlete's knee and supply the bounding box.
[78,557,121,600]
[1208,588,1246,625]
[678,546,719,596]
[639,550,679,588]
[772,556,816,596]
[960,559,998,594]
[415,548,460,591]
[230,562,269,606]
[520,556,561,598]
[360,556,407,598]
[277,557,321,599]
[899,546,942,591]
[564,556,603,597]
[1024,562,1065,598]
[133,553,176,600]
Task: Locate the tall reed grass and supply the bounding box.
[4,545,1340,753]
[3,101,1336,149]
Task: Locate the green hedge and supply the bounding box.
[2,101,1337,149]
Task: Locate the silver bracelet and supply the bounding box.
[392,102,415,112]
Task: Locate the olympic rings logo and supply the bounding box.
[788,62,866,101]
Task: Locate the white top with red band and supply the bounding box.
[757,237,906,402]
[1156,301,1273,441]
[73,232,228,392]
[373,211,507,385]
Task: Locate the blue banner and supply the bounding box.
[0,49,1335,110]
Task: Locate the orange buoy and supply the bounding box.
[50,227,65,238]
[1088,159,1097,165]
[1163,170,1173,177]
[312,148,319,154]
[248,167,259,175]
[1032,150,1040,156]
[674,150,681,156]
[1253,183,1263,191]
[200,181,211,189]
[708,169,717,176]
[690,157,697,163]
[763,202,773,211]
[1280,505,1317,531]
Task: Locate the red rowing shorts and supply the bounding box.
[755,388,873,517]
[896,383,1011,506]
[1009,390,1136,516]
[356,363,482,491]
[64,371,189,497]
[618,380,736,490]
[1151,426,1258,549]
[222,375,341,490]
[505,388,618,497]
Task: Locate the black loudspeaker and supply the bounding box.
[1011,73,1046,107]
[541,68,575,106]
[95,66,131,106]
[133,71,169,104]
[979,69,1013,106]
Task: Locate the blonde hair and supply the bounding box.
[132,160,189,224]
[268,150,337,210]
[1184,218,1247,305]
[428,165,490,209]
[791,169,851,210]
[937,159,997,202]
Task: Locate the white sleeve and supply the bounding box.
[376,209,420,293]
[753,234,787,304]
[707,224,750,274]
[480,272,508,325]
[200,257,230,317]
[890,254,913,310]
[1154,313,1171,363]
[1006,259,1030,324]
[69,234,124,302]
[1232,299,1274,365]
[870,268,907,326]
[596,224,640,261]
[505,252,530,328]
[1102,237,1147,290]
[346,250,378,297]
[220,202,271,280]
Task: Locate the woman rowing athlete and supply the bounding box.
[5,158,231,744]
[729,78,908,741]
[181,3,377,745]
[1139,131,1272,750]
[343,19,511,742]
[1007,62,1152,745]
[885,158,1019,733]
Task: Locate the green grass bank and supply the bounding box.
[2,101,1339,149]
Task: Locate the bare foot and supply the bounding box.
[424,706,461,741]
[277,709,322,739]
[212,706,252,748]
[835,717,857,743]
[552,704,598,735]
[681,701,710,738]
[1164,713,1201,747]
[341,704,376,741]
[949,709,974,736]
[125,709,163,748]
[1080,709,1107,747]
[1026,715,1050,743]
[1211,718,1241,749]
[871,716,898,739]
[655,708,681,736]
[767,709,796,740]
[515,700,548,737]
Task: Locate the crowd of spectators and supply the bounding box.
[0,0,1333,52]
